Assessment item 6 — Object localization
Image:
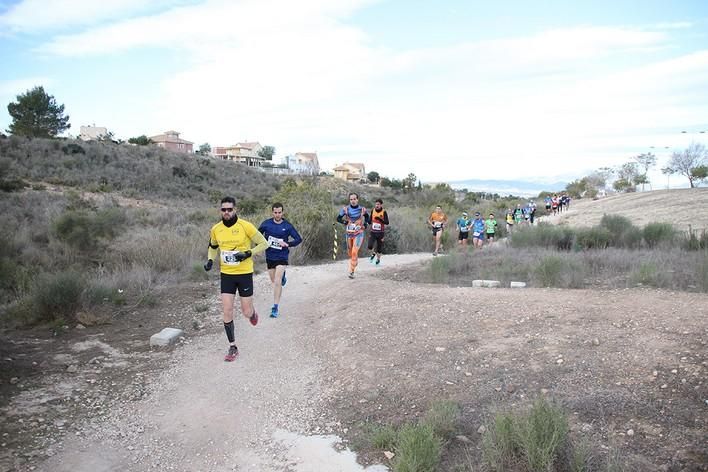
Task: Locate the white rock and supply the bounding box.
[435,347,446,352]
[477,425,487,434]
[150,328,185,347]
[383,451,395,460]
[510,281,526,288]
[627,429,634,436]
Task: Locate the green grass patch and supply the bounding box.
[394,423,442,472]
[422,400,461,439]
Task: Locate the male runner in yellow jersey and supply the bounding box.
[204,196,268,362]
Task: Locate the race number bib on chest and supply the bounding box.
[220,251,241,266]
[267,235,284,250]
[372,223,382,231]
[347,224,360,233]
[433,221,443,228]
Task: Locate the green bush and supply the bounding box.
[534,256,564,287]
[482,413,519,471]
[394,423,441,472]
[510,224,575,251]
[483,398,569,472]
[681,229,708,251]
[599,214,633,234]
[32,271,85,322]
[517,398,569,472]
[642,222,675,248]
[430,255,451,283]
[53,207,126,251]
[423,400,460,439]
[575,226,611,249]
[615,225,643,249]
[370,424,398,450]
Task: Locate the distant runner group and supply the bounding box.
[202,192,567,361]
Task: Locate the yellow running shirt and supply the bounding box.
[208,218,268,275]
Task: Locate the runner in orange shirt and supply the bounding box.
[427,205,448,256]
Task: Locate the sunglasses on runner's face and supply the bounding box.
[220,207,234,212]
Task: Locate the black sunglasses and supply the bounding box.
[220,207,234,212]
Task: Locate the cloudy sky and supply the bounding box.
[1,0,707,184]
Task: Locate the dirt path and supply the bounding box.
[35,254,428,472]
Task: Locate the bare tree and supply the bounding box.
[634,152,656,190]
[665,143,708,188]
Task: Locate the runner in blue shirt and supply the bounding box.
[456,212,471,247]
[471,212,486,249]
[258,202,302,318]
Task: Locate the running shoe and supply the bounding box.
[375,258,381,266]
[348,272,355,279]
[224,345,239,362]
[270,306,279,318]
[369,253,376,263]
[281,271,287,287]
[249,310,259,326]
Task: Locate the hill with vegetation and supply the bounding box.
[549,188,708,232]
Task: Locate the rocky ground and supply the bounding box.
[1,253,706,471]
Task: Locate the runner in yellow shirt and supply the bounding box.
[203,196,268,362]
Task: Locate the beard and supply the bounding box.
[222,214,238,227]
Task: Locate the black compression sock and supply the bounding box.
[223,320,235,343]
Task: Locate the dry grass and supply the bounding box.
[549,188,708,232]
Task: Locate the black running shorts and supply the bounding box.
[266,259,289,269]
[220,273,254,297]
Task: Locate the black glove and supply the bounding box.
[203,259,213,271]
[233,250,252,262]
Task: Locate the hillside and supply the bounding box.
[548,188,708,232]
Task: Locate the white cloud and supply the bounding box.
[0,0,193,33]
[29,1,708,181]
[0,77,52,95]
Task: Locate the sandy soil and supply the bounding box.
[1,253,706,471]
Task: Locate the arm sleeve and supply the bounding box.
[207,229,219,261]
[288,224,303,248]
[246,223,268,256]
[337,208,346,225]
[383,211,389,225]
[364,210,371,226]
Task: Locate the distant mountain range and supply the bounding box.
[447,178,568,197]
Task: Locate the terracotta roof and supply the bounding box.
[150,132,193,145]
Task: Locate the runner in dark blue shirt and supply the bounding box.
[258,202,302,318]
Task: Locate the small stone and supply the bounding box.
[477,425,487,434]
[465,372,472,376]
[581,423,592,433]
[556,359,564,365]
[652,370,658,377]
[75,324,86,330]
[66,365,78,373]
[456,435,472,443]
[383,451,395,460]
[660,384,667,389]
[592,338,600,346]
[627,429,634,436]
[506,384,516,393]
[671,369,677,374]
[435,347,446,352]
[9,377,19,384]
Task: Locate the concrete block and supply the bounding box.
[150,328,184,347]
[510,281,527,288]
[472,280,501,288]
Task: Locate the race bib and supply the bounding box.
[346,223,360,233]
[473,232,480,237]
[220,250,241,266]
[372,223,382,231]
[267,235,284,250]
[461,225,470,232]
[433,221,443,228]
